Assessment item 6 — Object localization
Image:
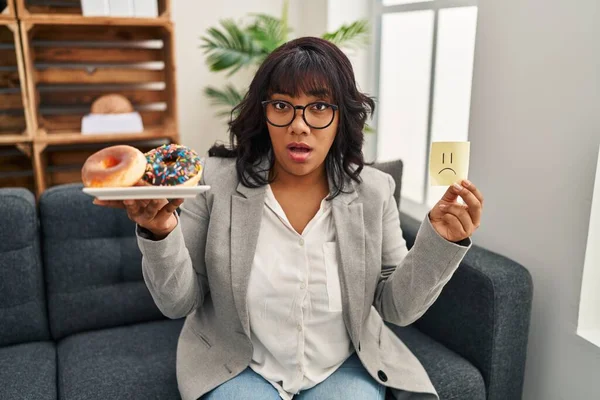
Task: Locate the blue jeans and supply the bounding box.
[202,353,386,399]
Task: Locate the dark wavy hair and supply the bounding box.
[208,36,375,198]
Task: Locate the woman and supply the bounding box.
[95,37,483,400]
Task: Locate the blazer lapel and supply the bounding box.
[231,178,267,337]
[331,179,366,345]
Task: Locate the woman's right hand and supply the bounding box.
[93,198,184,240]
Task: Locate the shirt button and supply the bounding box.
[297,324,302,332]
[299,238,305,246]
[300,282,306,289]
[377,370,388,382]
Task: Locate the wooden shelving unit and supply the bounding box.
[0,143,35,192]
[0,20,32,141]
[20,19,178,139]
[0,14,36,192]
[0,0,16,20]
[15,0,171,20]
[0,0,179,196]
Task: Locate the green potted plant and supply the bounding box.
[200,0,371,120]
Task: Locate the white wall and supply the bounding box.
[327,0,377,161]
[326,0,372,95]
[468,0,600,399]
[172,0,328,155]
[298,0,328,37]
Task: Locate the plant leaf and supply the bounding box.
[204,85,245,118]
[364,123,376,134]
[247,13,290,54]
[322,20,370,49]
[200,19,263,75]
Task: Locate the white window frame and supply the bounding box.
[578,144,600,348]
[372,0,478,219]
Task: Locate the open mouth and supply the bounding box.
[438,168,457,175]
[289,147,311,153]
[287,143,312,153]
[286,142,313,162]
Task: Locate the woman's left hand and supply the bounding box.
[429,180,484,242]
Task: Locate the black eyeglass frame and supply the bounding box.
[261,100,339,129]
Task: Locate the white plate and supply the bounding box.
[82,185,210,200]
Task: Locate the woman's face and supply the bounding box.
[266,91,339,179]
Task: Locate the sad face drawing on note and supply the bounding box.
[439,151,457,176]
[429,142,471,186]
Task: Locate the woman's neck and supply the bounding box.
[270,161,328,192]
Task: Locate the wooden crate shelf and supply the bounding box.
[21,20,178,143]
[0,133,30,144]
[0,143,35,192]
[0,0,16,20]
[21,14,170,26]
[0,20,33,142]
[0,5,180,197]
[40,129,176,145]
[15,0,170,21]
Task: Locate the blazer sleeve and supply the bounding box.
[136,178,210,320]
[373,174,471,326]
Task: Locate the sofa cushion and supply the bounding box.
[57,319,183,400]
[0,188,50,346]
[389,324,486,400]
[0,341,57,400]
[372,160,403,209]
[39,184,164,339]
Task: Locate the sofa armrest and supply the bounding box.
[400,212,533,400]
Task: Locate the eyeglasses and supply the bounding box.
[261,100,339,130]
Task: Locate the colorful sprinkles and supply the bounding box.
[142,144,202,186]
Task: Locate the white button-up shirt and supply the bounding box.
[246,185,353,399]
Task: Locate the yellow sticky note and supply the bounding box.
[429,141,470,186]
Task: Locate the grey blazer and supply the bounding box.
[137,156,471,400]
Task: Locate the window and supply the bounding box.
[374,0,478,212]
[578,145,600,348]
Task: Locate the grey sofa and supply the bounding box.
[0,162,532,400]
